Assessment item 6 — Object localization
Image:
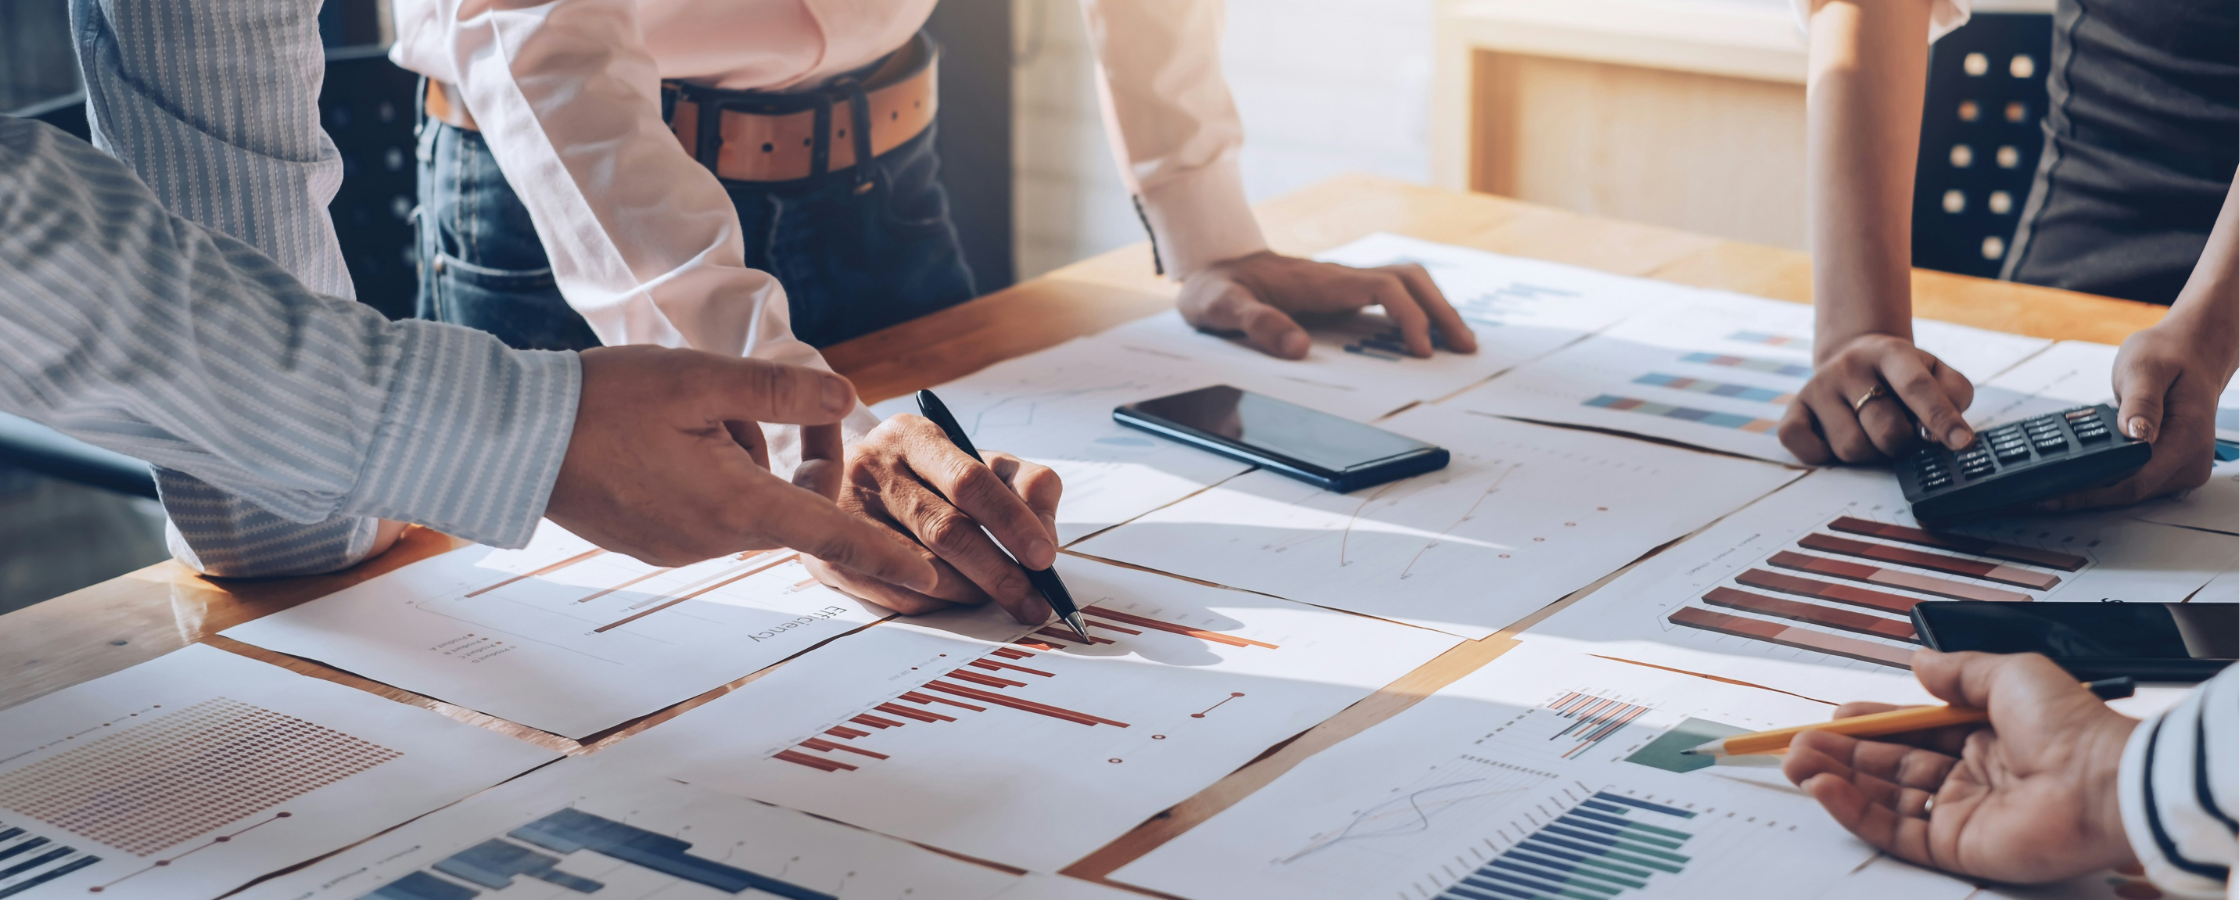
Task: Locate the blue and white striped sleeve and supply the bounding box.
[0,117,578,550]
[72,0,392,576]
[2118,665,2237,899]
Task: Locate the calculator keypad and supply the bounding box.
[1909,406,2105,492]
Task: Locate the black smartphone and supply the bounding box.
[1112,385,1449,492]
[1912,601,2238,682]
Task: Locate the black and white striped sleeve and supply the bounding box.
[2119,665,2237,899]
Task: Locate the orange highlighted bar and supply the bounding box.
[465,548,605,597]
[592,553,801,633]
[1015,640,1062,651]
[971,659,1056,677]
[924,680,1129,727]
[800,739,889,759]
[573,566,672,604]
[1828,516,2087,571]
[900,691,985,712]
[948,669,1027,689]
[991,647,1036,660]
[1736,568,1923,615]
[774,750,856,772]
[850,714,905,728]
[1704,587,1918,642]
[877,702,950,723]
[1083,608,1279,649]
[1799,533,2060,590]
[1768,551,2032,603]
[1668,606,1913,668]
[1086,620,1143,635]
[825,726,869,739]
[1036,628,1115,645]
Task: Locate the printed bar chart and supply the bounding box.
[1733,568,1925,615]
[1726,331,1808,348]
[1679,352,1812,378]
[1437,792,1698,900]
[1581,395,1778,433]
[1796,534,2063,589]
[1702,587,1920,642]
[1541,694,1651,759]
[1669,607,1917,667]
[1824,517,2088,571]
[1765,550,2034,603]
[1630,373,1795,405]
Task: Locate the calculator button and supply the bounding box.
[2033,438,2068,454]
[2075,427,2109,443]
[1920,474,1952,490]
[1963,460,1996,477]
[1994,445,2031,463]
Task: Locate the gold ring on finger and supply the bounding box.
[1851,385,1889,415]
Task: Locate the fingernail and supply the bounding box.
[1029,538,1055,567]
[1945,426,1973,449]
[2127,417,2152,441]
[1282,333,1309,357]
[823,376,854,415]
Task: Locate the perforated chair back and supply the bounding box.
[319,45,421,320]
[1910,12,2055,278]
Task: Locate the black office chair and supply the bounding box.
[320,45,422,321]
[1910,12,2055,279]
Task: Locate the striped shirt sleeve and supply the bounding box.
[74,0,388,576]
[0,117,578,549]
[2118,665,2238,899]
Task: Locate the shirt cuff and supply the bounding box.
[345,322,581,548]
[2117,689,2232,900]
[1137,155,1270,278]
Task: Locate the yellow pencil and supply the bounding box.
[1680,676,2133,759]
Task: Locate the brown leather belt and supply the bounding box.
[424,32,937,184]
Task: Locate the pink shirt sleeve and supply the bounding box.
[1079,0,1271,277]
[390,0,827,377]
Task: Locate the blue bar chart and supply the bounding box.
[1437,792,1697,900]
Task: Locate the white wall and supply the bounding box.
[1011,0,1435,279]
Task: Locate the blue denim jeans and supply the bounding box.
[414,120,975,350]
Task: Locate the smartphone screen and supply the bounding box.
[1120,385,1434,472]
[1915,602,2238,660]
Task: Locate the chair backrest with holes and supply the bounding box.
[319,45,422,321]
[1910,12,2055,279]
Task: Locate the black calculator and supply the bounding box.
[1896,404,2151,524]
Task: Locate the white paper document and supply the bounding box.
[1102,233,1679,422]
[235,759,1021,900]
[598,558,1462,872]
[1969,340,2239,535]
[1113,640,1968,900]
[0,644,556,900]
[869,336,1258,543]
[1527,467,2239,702]
[1074,405,1800,639]
[1455,289,2052,463]
[225,524,891,737]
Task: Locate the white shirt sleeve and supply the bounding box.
[2118,666,2238,899]
[1789,0,1975,42]
[391,0,875,462]
[1078,0,1271,278]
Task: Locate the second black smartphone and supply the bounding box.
[1912,600,2238,682]
[1113,385,1449,493]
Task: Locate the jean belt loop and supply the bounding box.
[693,87,725,176]
[838,77,877,195]
[809,91,835,179]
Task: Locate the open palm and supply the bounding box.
[1782,651,2140,883]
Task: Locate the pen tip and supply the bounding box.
[1678,749,1697,756]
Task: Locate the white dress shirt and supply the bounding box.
[388,0,1271,363]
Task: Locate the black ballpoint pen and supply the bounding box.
[915,389,1094,643]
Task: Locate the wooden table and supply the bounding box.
[0,174,2166,888]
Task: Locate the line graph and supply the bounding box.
[1282,757,1554,863]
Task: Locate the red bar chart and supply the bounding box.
[1668,512,2080,668]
